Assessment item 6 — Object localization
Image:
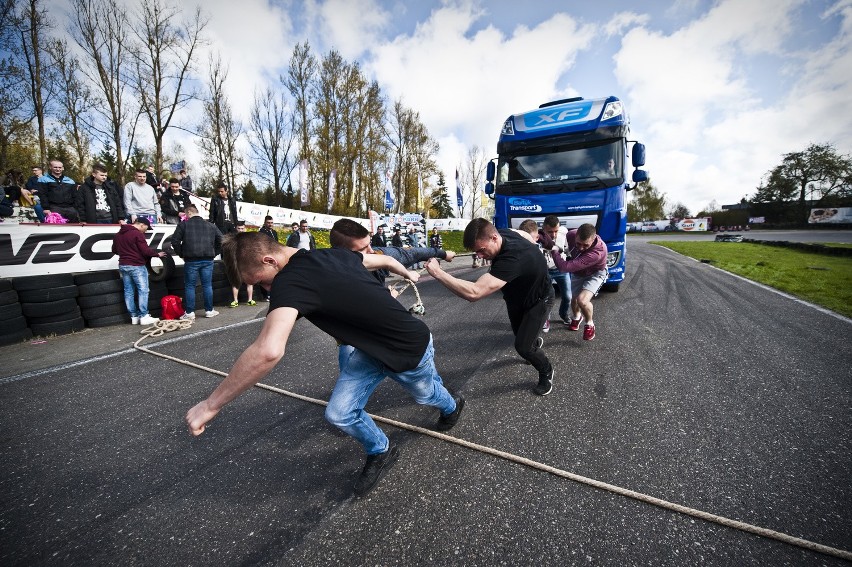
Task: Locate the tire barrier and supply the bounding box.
[1,260,239,346]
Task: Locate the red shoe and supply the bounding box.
[567,316,582,331]
[583,323,596,341]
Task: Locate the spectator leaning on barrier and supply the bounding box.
[38,159,80,222]
[76,163,126,224]
[112,216,165,326]
[160,178,191,224]
[124,169,162,225]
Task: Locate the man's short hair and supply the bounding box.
[577,223,597,241]
[135,168,146,175]
[543,215,560,228]
[169,177,180,185]
[92,163,108,174]
[222,232,279,288]
[180,169,186,174]
[264,215,273,221]
[463,218,497,250]
[518,219,538,235]
[216,182,228,190]
[185,204,198,215]
[330,218,368,248]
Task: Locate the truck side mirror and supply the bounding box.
[632,169,648,184]
[632,143,646,167]
[486,161,495,182]
[485,182,494,198]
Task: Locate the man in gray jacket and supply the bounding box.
[170,205,223,320]
[124,168,162,224]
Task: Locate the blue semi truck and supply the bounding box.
[485,96,647,291]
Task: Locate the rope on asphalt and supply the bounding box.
[133,327,852,562]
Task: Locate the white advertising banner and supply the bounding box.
[809,207,852,224]
[0,222,179,278]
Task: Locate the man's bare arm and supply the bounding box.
[424,258,505,301]
[185,307,298,435]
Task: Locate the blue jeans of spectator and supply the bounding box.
[548,268,572,322]
[33,203,46,222]
[119,264,149,318]
[327,336,456,455]
[183,259,214,313]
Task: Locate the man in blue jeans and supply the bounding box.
[170,205,222,319]
[541,215,571,330]
[185,232,464,496]
[111,217,166,325]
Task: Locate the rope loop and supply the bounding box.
[139,318,193,338]
[389,278,425,315]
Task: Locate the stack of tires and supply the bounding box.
[75,271,129,327]
[0,279,32,346]
[75,270,168,326]
[14,274,85,338]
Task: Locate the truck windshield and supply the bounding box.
[498,139,623,187]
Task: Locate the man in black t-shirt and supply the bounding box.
[185,233,464,497]
[425,218,554,396]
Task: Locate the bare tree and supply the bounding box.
[47,38,95,175]
[0,0,34,172]
[247,86,296,206]
[284,41,316,177]
[386,99,439,214]
[16,0,51,165]
[130,0,207,173]
[70,0,141,184]
[458,145,488,219]
[197,54,241,193]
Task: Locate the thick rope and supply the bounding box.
[133,321,851,562]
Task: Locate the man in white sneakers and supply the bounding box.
[170,205,222,320]
[111,216,166,325]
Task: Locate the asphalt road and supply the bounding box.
[1,239,850,566]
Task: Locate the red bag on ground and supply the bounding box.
[161,295,183,320]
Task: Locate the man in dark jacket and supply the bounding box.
[209,183,238,234]
[39,159,79,222]
[159,178,191,224]
[171,204,223,320]
[112,217,165,325]
[285,219,316,250]
[258,215,278,241]
[76,164,125,224]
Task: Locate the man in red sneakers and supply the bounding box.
[546,223,608,341]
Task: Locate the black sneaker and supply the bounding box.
[353,444,400,497]
[436,395,465,432]
[534,368,553,396]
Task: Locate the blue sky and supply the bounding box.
[51,0,852,216]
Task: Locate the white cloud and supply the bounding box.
[366,1,596,188]
[309,0,390,60]
[612,0,852,214]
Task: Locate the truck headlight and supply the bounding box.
[602,101,623,121]
[606,250,621,269]
[501,118,515,136]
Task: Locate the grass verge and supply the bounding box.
[652,241,852,318]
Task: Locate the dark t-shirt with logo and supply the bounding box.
[489,229,550,310]
[269,248,430,372]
